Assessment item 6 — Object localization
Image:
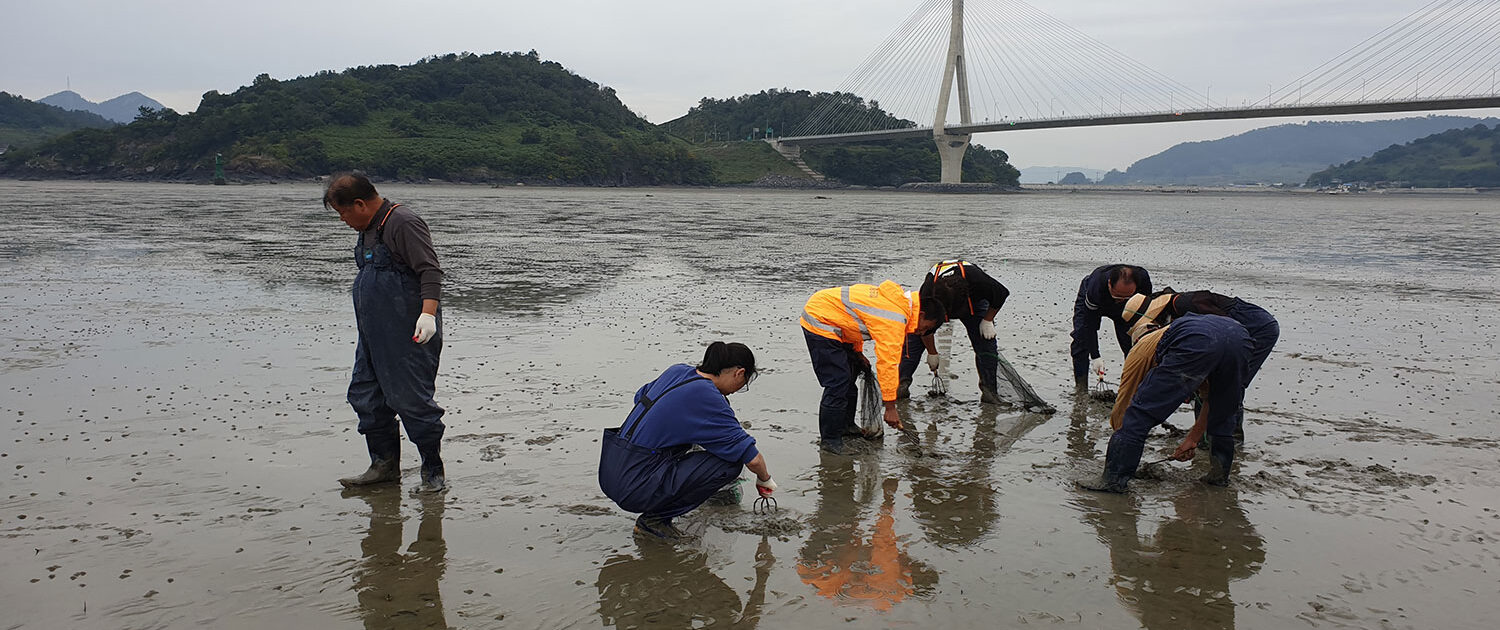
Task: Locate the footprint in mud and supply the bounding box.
[558,504,614,517]
[688,506,807,538]
[1290,458,1438,489]
[524,435,561,447]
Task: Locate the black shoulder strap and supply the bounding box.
[621,376,709,440]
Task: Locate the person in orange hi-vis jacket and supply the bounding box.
[801,280,946,453]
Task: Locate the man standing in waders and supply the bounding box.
[325,172,448,494]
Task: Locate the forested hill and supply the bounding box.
[1307,123,1500,187]
[0,51,711,185]
[662,89,1020,187]
[0,92,115,149]
[1100,116,1499,186]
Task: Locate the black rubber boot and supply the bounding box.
[414,442,447,494]
[1076,438,1135,493]
[895,377,912,400]
[339,432,401,488]
[818,405,847,453]
[1200,435,1235,487]
[980,386,1004,405]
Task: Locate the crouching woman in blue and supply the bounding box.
[600,342,777,539]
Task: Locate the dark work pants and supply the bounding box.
[1225,299,1280,433]
[898,312,999,391]
[1106,314,1252,480]
[599,436,743,520]
[805,329,861,442]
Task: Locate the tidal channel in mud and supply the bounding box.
[2,181,1498,629]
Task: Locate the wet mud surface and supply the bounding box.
[2,181,1499,628]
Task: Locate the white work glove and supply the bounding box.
[1091,358,1107,381]
[979,319,996,339]
[755,476,777,497]
[927,354,941,373]
[413,313,437,344]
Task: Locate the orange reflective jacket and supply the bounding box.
[801,281,921,402]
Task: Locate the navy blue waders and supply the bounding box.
[599,377,742,520]
[1102,314,1252,489]
[348,205,445,479]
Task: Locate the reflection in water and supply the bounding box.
[347,488,448,629]
[1067,385,1112,462]
[797,453,937,611]
[595,537,772,628]
[1081,487,1265,630]
[904,404,1051,547]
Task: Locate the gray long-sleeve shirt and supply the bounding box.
[361,200,443,302]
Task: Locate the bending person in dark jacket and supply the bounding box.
[599,342,776,539]
[897,259,1011,403]
[1121,289,1280,438]
[1079,313,1252,493]
[1070,264,1152,383]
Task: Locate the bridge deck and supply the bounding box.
[778,96,1500,145]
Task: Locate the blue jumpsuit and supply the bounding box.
[1104,314,1251,485]
[599,367,752,520]
[348,210,444,474]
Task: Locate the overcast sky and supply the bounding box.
[5,0,1498,170]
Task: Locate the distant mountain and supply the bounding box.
[1018,165,1108,184]
[1100,116,1500,186]
[1307,123,1500,188]
[3,52,712,184]
[0,91,115,149]
[39,90,166,123]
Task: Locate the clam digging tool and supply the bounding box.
[753,494,778,514]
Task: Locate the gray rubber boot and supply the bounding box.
[339,432,401,488]
[980,386,1004,405]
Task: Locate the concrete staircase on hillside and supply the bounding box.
[768,140,825,181]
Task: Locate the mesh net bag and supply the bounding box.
[993,348,1054,413]
[858,365,884,437]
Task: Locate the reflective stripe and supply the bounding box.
[852,302,906,325]
[801,310,842,337]
[838,287,872,340]
[930,259,967,278]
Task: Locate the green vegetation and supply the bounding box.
[663,89,1019,187]
[1307,123,1500,188]
[692,142,806,184]
[2,52,711,185]
[3,60,1018,187]
[1101,116,1499,186]
[0,92,115,150]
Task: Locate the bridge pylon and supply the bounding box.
[933,0,972,183]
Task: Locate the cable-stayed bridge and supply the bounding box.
[774,0,1500,183]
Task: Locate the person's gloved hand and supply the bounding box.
[979,319,996,339]
[755,476,777,497]
[1091,358,1107,380]
[926,354,941,373]
[413,313,437,344]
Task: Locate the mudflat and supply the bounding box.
[2,181,1497,629]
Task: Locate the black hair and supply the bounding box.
[322,171,379,210]
[933,275,969,313]
[919,298,948,324]
[698,342,756,378]
[1107,265,1137,286]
